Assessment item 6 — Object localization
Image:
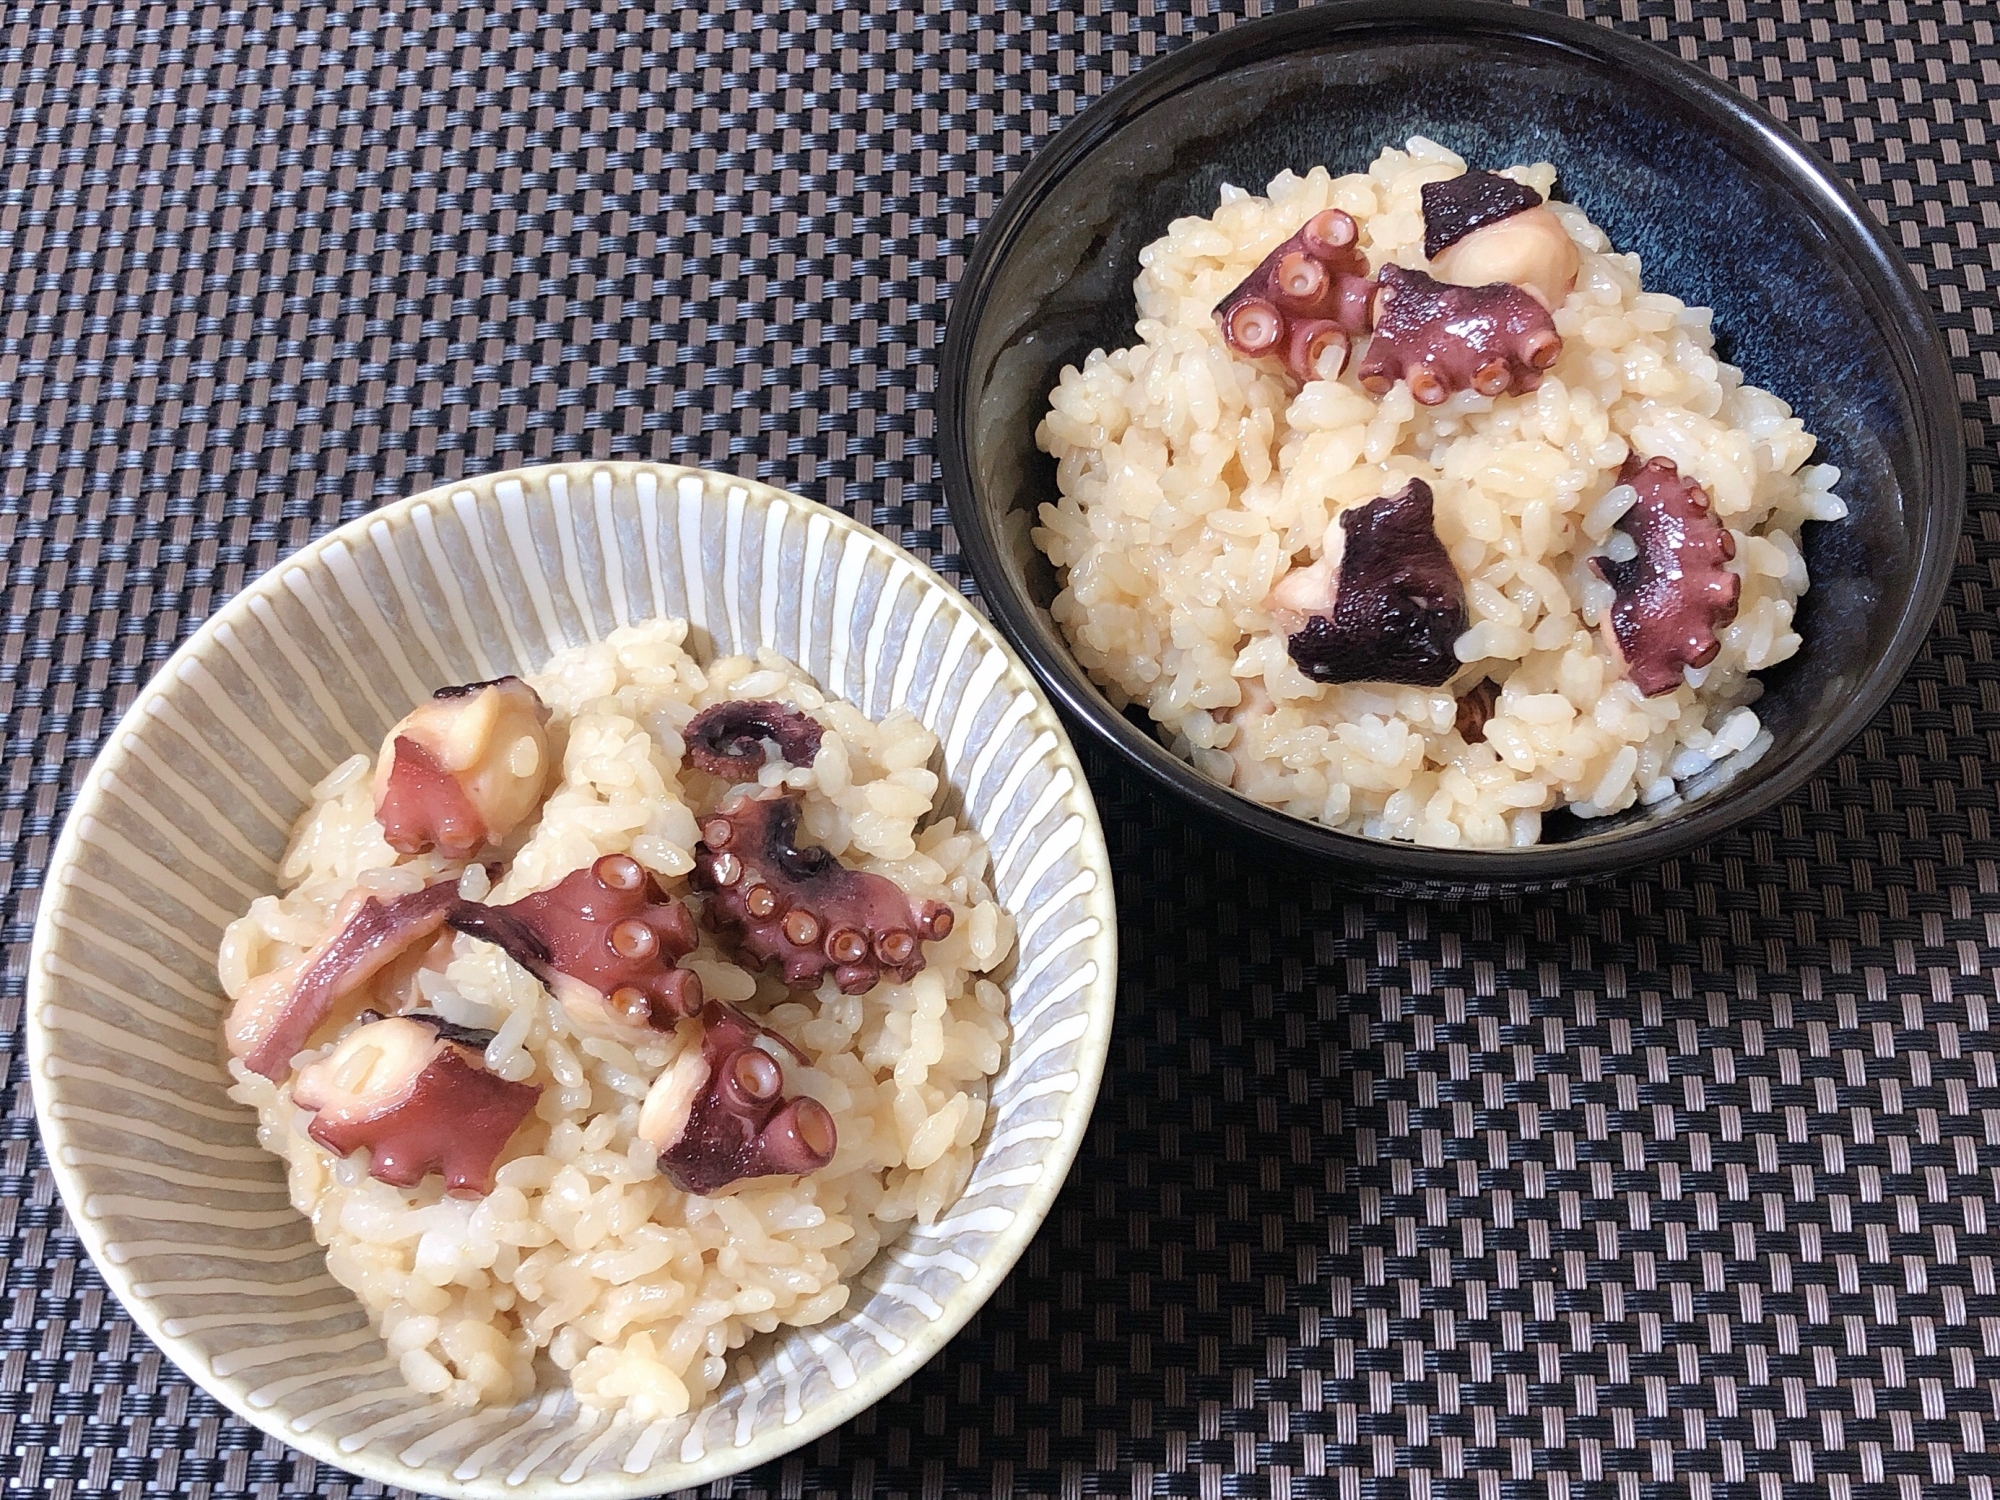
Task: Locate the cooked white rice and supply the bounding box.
[1035,138,1845,848]
[219,619,1014,1416]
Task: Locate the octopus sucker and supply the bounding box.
[1591,455,1742,697]
[693,790,953,995]
[1422,170,1582,311]
[447,853,705,1033]
[373,677,553,859]
[685,700,825,779]
[226,880,463,1080]
[1271,478,1468,688]
[1356,264,1561,406]
[638,1002,838,1195]
[293,1013,541,1197]
[1214,207,1377,383]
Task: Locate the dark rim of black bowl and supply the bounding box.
[938,0,1966,889]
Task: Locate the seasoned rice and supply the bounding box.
[219,619,1013,1415]
[1035,139,1844,847]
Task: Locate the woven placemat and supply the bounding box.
[3,0,1997,1494]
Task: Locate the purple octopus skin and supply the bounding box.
[1454,680,1499,745]
[1420,170,1545,259]
[374,676,552,860]
[1284,479,1469,688]
[1591,455,1742,697]
[684,700,825,779]
[228,881,462,1080]
[648,1002,838,1196]
[692,790,954,996]
[448,854,705,1029]
[293,1013,541,1198]
[1214,208,1378,383]
[374,737,485,859]
[1355,264,1562,405]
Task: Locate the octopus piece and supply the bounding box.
[292,1013,541,1197]
[226,881,462,1080]
[1214,208,1378,383]
[693,790,954,996]
[1455,680,1500,744]
[373,677,553,860]
[1356,264,1562,405]
[1272,478,1468,687]
[1422,170,1581,310]
[447,854,704,1034]
[684,700,824,780]
[637,1002,837,1196]
[1590,456,1741,696]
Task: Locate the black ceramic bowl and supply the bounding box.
[939,0,1964,892]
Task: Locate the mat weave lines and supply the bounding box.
[3,0,1998,1495]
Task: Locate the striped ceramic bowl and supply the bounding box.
[27,463,1117,1499]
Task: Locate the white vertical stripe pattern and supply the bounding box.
[26,462,1117,1500]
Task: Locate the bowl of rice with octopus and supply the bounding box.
[941,2,1963,889]
[26,463,1115,1497]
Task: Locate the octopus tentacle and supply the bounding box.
[226,881,462,1080]
[638,1002,838,1195]
[1356,264,1561,405]
[684,700,825,779]
[1215,208,1377,383]
[1591,456,1741,696]
[448,854,705,1032]
[293,1013,541,1197]
[693,790,953,995]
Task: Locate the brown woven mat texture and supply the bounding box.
[4,0,1998,1494]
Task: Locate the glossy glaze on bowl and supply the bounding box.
[26,463,1116,1499]
[939,0,1964,892]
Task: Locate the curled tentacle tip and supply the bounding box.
[685,700,824,779]
[643,1003,837,1194]
[694,792,951,994]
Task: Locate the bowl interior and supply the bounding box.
[949,9,1959,876]
[28,463,1115,1499]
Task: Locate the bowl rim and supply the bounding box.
[25,460,1119,1499]
[939,0,1967,887]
